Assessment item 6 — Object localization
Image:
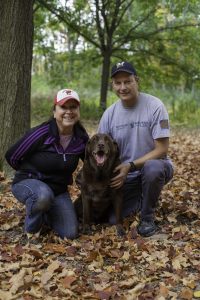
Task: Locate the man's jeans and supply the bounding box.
[12,179,78,239]
[109,159,174,224]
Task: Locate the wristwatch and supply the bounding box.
[129,161,137,172]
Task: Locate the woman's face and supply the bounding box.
[54,99,80,133]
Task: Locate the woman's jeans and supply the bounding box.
[12,179,78,239]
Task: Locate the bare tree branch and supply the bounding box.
[95,0,106,51]
[135,22,200,39]
[36,0,101,49]
[113,7,156,47]
[33,3,41,14]
[114,0,134,30]
[113,21,200,51]
[99,0,110,35]
[115,47,196,76]
[109,0,121,37]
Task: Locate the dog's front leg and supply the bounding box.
[82,194,92,234]
[112,191,126,237]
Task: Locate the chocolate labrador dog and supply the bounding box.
[74,133,125,236]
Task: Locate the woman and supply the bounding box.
[5,89,88,239]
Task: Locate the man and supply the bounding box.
[98,61,174,237]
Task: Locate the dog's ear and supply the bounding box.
[113,140,120,158]
[85,139,91,160]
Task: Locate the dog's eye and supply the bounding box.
[93,136,98,142]
[105,136,112,144]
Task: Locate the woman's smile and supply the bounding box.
[54,99,80,134]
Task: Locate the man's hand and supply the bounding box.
[110,163,131,189]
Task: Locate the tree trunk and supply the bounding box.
[100,52,111,111]
[0,0,34,173]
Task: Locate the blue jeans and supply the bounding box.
[12,179,78,239]
[109,159,174,224]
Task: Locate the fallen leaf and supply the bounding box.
[97,290,112,300]
[43,243,66,254]
[24,286,44,299]
[194,291,200,298]
[61,275,77,289]
[126,283,146,300]
[108,249,123,258]
[119,278,138,288]
[121,251,130,261]
[179,288,193,300]
[158,283,169,297]
[12,244,24,256]
[9,268,27,294]
[41,260,60,285]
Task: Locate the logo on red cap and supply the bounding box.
[65,90,72,95]
[54,89,80,105]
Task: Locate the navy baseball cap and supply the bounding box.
[111,61,137,77]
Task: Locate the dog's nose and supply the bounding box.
[98,143,104,148]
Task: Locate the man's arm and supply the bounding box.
[132,137,169,169]
[110,137,169,189]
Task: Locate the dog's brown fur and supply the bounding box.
[74,133,125,236]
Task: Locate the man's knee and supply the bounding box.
[141,160,164,182]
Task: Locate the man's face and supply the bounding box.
[112,72,139,106]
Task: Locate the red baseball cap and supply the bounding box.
[54,89,80,106]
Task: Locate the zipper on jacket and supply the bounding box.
[54,143,82,161]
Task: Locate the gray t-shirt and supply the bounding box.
[98,92,172,177]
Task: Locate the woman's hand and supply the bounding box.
[110,163,131,189]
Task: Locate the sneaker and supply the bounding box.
[137,220,158,237]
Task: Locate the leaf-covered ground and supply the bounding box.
[0,127,200,300]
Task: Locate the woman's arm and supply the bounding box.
[5,123,49,170]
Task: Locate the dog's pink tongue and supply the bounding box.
[96,154,105,165]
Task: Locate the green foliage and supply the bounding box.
[31,74,200,127]
[144,86,200,127]
[32,0,200,125]
[34,0,200,93]
[170,98,200,127]
[32,74,51,95]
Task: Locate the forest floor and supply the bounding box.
[0,125,200,300]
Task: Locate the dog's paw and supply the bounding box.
[82,224,92,235]
[116,224,126,237]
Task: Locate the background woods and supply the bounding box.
[35,0,200,110]
[0,0,200,171]
[32,0,200,127]
[0,1,200,299]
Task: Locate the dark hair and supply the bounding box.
[49,106,88,137]
[47,105,56,122]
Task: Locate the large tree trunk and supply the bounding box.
[0,0,34,173]
[100,52,111,111]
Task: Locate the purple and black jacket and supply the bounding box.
[5,118,89,195]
